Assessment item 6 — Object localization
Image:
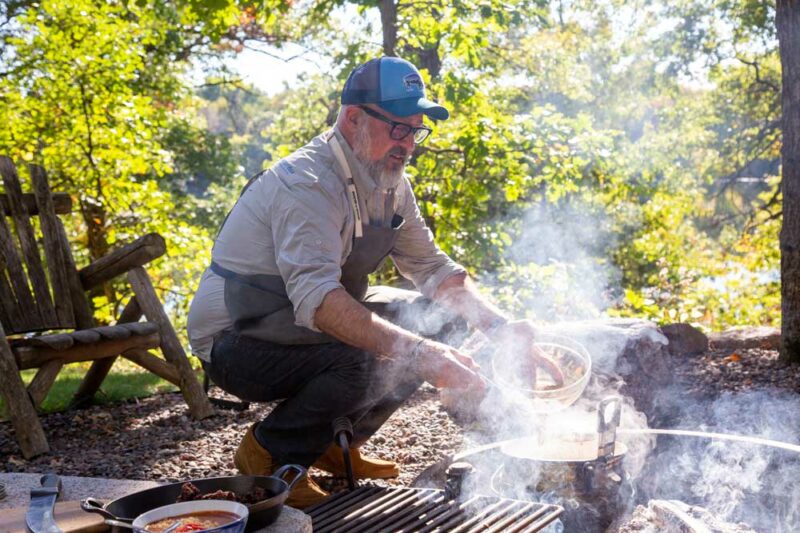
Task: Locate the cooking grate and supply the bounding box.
[306,486,563,532]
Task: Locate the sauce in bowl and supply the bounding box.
[145,511,240,532]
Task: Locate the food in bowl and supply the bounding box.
[491,334,592,412]
[132,500,248,533]
[144,511,239,532]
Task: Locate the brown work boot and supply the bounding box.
[234,424,329,509]
[284,475,329,509]
[234,423,273,475]
[313,445,400,479]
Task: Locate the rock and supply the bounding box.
[616,499,757,533]
[255,506,312,532]
[544,319,673,422]
[708,326,780,351]
[661,323,709,356]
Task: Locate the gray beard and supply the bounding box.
[353,124,406,189]
[363,160,404,189]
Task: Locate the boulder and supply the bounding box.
[661,323,709,356]
[544,319,673,421]
[616,499,757,533]
[708,326,780,351]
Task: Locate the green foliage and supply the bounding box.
[0,0,271,342]
[260,0,782,331]
[0,0,784,389]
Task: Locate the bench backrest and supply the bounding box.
[0,156,91,334]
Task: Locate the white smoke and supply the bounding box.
[635,390,800,532]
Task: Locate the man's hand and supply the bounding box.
[412,339,487,390]
[491,320,565,388]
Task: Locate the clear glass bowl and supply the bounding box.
[490,333,592,412]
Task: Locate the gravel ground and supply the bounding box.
[674,347,800,397]
[1,346,798,493]
[0,383,464,493]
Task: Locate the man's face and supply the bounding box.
[353,105,423,184]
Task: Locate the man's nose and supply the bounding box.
[399,132,416,151]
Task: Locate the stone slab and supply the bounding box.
[0,473,160,511]
[0,473,311,532]
[708,326,780,351]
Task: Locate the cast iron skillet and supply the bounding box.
[80,465,305,532]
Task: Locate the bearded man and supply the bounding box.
[187,57,544,508]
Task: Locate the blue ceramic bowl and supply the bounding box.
[131,500,248,533]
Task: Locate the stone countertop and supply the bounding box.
[0,473,160,511]
[0,473,311,532]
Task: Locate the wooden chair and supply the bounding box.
[0,157,214,459]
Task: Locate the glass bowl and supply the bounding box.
[490,333,592,412]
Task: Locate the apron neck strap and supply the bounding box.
[327,131,364,238]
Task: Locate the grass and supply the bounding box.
[1,358,186,417]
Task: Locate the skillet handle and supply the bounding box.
[80,498,121,521]
[104,519,135,529]
[272,464,307,491]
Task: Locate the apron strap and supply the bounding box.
[327,133,364,238]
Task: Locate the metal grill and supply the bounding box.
[306,486,563,532]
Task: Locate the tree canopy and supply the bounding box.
[0,0,785,342]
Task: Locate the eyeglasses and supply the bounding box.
[359,106,433,144]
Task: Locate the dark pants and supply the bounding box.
[205,286,467,467]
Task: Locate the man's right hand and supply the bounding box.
[412,339,486,390]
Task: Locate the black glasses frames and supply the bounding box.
[358,106,433,144]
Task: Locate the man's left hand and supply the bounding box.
[491,320,565,388]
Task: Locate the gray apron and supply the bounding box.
[210,132,404,344]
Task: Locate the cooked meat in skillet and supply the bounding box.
[177,482,269,504]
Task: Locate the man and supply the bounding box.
[187,56,546,508]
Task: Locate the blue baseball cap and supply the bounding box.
[341,57,450,121]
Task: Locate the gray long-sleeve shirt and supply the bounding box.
[187,128,465,360]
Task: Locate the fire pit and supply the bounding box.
[431,394,800,533]
[445,396,631,531]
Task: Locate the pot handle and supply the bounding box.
[597,396,622,461]
[80,498,122,521]
[271,464,307,491]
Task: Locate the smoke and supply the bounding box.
[446,196,800,531]
[484,198,625,323]
[635,390,800,532]
[371,161,796,532]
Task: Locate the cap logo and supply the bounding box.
[403,73,423,93]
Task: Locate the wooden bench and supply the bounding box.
[0,157,214,459]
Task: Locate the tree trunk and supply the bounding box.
[777,0,800,362]
[417,47,442,80]
[379,0,397,57]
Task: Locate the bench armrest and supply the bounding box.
[78,233,166,291]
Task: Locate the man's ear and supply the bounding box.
[343,105,362,131]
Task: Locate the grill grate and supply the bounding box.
[306,486,563,533]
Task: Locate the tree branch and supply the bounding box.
[736,56,780,93]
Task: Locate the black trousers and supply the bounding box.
[205,286,467,467]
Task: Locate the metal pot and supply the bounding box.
[80,465,305,532]
[498,397,627,496]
